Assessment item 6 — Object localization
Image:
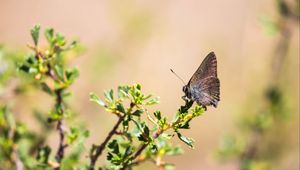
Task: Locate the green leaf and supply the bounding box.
[26,55,37,64]
[36,146,51,164]
[143,124,150,136]
[45,28,54,44]
[138,134,148,142]
[137,123,150,142]
[66,68,79,83]
[192,106,205,117]
[29,67,38,74]
[56,33,66,46]
[149,143,158,153]
[158,117,168,128]
[104,89,114,102]
[165,146,183,156]
[145,96,160,105]
[108,139,119,154]
[54,64,65,81]
[40,82,53,95]
[143,94,152,100]
[176,132,194,148]
[49,109,63,121]
[67,128,79,145]
[132,109,144,116]
[123,117,129,129]
[106,152,113,161]
[83,130,90,138]
[177,119,191,129]
[136,84,141,90]
[153,110,162,120]
[89,92,106,107]
[124,146,133,157]
[19,65,30,73]
[118,85,130,98]
[116,103,125,113]
[31,25,40,46]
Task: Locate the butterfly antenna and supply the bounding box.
[170,69,186,85]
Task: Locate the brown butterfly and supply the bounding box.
[182,52,220,110]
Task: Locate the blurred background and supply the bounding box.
[0,0,299,170]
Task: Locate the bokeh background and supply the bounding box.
[0,0,299,170]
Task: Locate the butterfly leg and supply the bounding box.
[182,95,189,102]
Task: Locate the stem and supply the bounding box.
[9,125,24,170]
[55,120,67,163]
[121,101,194,170]
[44,58,68,168]
[121,127,163,170]
[13,145,24,170]
[89,115,126,170]
[32,40,71,169]
[238,0,297,169]
[54,89,68,170]
[132,144,148,160]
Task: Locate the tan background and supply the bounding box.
[1,0,299,169]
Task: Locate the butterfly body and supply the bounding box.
[183,52,220,109]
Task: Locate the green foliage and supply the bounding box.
[216,1,298,169]
[15,25,87,169]
[19,25,79,90]
[89,84,205,169]
[216,86,290,170]
[0,106,40,169]
[0,45,28,95]
[1,25,211,170]
[31,25,40,46]
[36,146,51,166]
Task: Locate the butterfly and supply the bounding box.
[182,52,220,110]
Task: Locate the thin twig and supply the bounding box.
[55,120,67,163]
[89,114,126,170]
[9,125,24,170]
[121,124,164,170]
[121,101,193,170]
[44,56,68,168]
[54,89,68,170]
[13,144,24,170]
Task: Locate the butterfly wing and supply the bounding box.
[189,76,220,107]
[188,52,217,84]
[186,52,220,108]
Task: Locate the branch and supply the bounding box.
[89,114,126,170]
[238,0,297,168]
[10,129,24,170]
[121,101,193,170]
[44,60,68,168]
[121,124,164,170]
[55,120,67,163]
[13,145,24,170]
[54,89,68,169]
